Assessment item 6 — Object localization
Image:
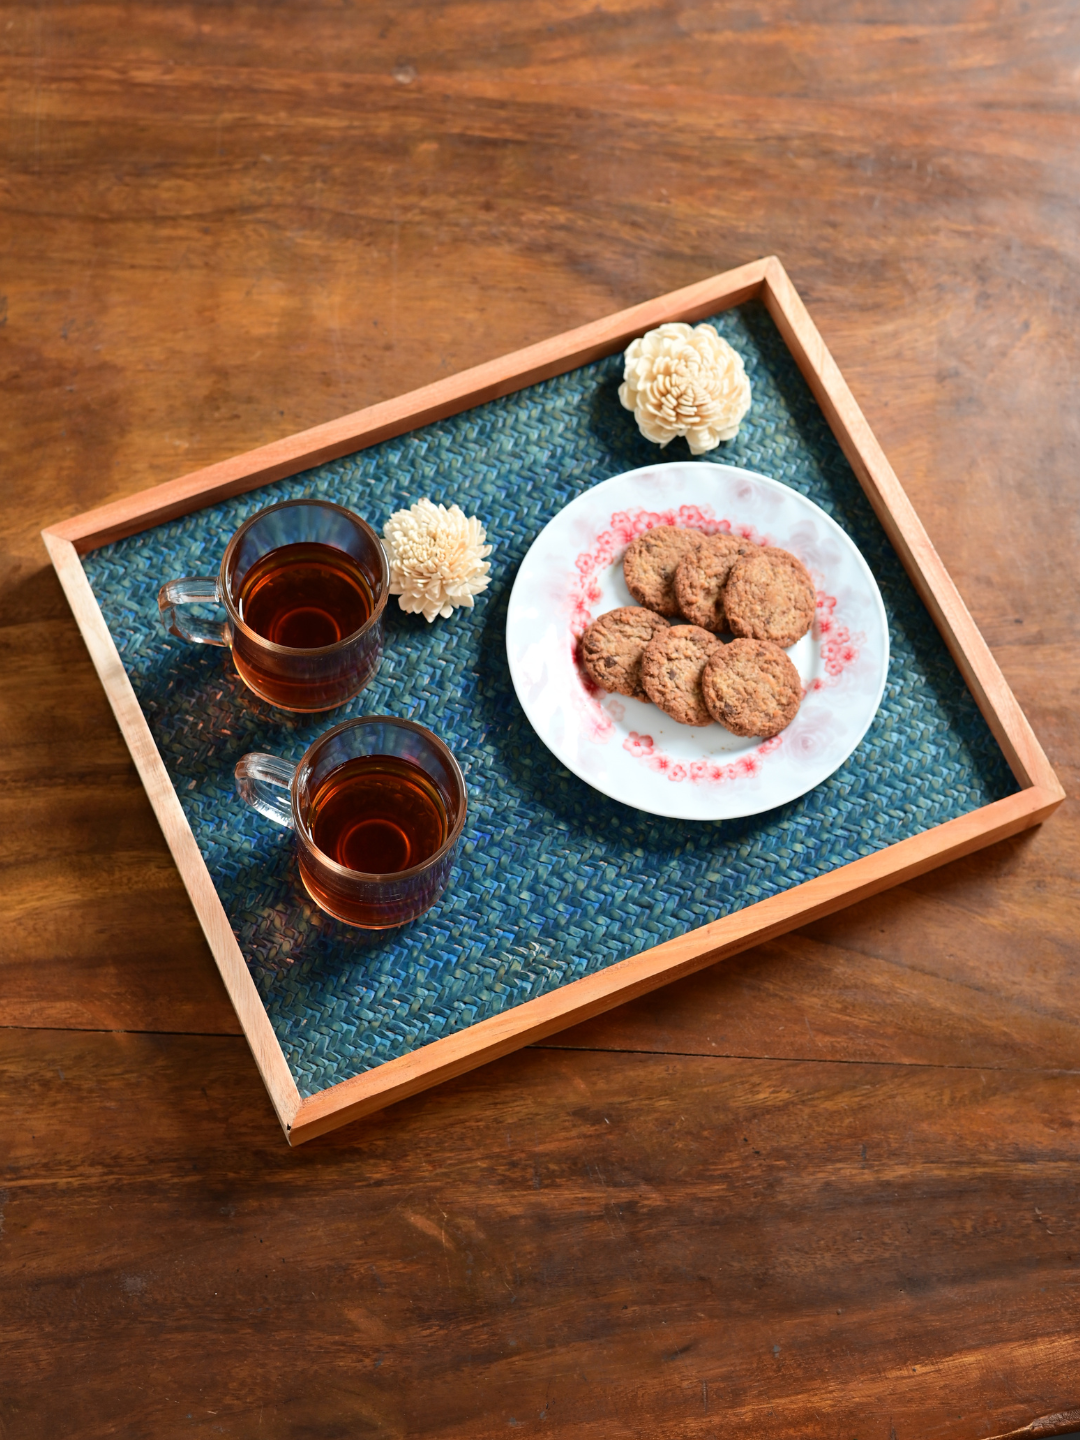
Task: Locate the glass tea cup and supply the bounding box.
[234,716,468,930]
[158,498,390,712]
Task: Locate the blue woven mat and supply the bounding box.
[83,302,1017,1099]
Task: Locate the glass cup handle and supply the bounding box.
[234,754,296,828]
[158,576,232,647]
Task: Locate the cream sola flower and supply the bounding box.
[382,498,493,622]
[619,322,752,453]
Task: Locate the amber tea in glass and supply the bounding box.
[303,756,450,922]
[159,499,389,712]
[237,542,374,650]
[235,717,467,929]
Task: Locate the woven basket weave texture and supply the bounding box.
[83,302,1017,1099]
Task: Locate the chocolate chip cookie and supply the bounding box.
[702,638,802,738]
[580,606,671,700]
[724,546,816,648]
[623,526,706,617]
[640,624,719,726]
[674,533,755,632]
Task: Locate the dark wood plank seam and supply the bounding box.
[0,1023,247,1038]
[532,1044,1080,1074]
[4,1024,1078,1078]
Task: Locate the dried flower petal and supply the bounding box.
[618,322,752,453]
[382,498,492,623]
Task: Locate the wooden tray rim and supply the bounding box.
[41,255,1064,1145]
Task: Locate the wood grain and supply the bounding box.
[2,0,1078,1431]
[40,533,301,1134]
[4,1027,1080,1439]
[984,1415,1080,1440]
[0,581,241,1036]
[42,255,1062,1141]
[45,262,770,550]
[762,257,1062,797]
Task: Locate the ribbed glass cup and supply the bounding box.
[158,498,389,712]
[234,717,468,930]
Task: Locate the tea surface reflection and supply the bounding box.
[237,542,375,649]
[308,755,448,875]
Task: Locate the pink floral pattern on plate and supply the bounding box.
[506,462,889,821]
[624,730,784,783]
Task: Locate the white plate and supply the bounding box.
[505,462,889,820]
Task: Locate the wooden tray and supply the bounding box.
[42,256,1064,1145]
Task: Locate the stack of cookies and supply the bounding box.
[580,526,815,740]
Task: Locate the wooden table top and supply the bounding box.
[2,3,1078,1436]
